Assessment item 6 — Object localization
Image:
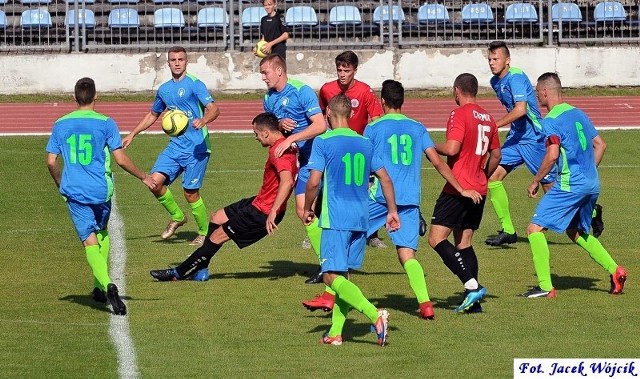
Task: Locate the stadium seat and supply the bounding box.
[66,9,96,29]
[65,0,95,4]
[372,5,406,24]
[551,3,583,23]
[107,0,138,4]
[329,5,362,26]
[20,9,52,29]
[21,0,51,5]
[461,3,494,23]
[285,6,319,26]
[153,0,183,5]
[504,2,538,23]
[197,7,229,29]
[417,3,450,24]
[241,6,267,29]
[108,8,140,29]
[594,1,627,22]
[154,8,185,29]
[0,10,6,29]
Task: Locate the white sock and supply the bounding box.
[464,278,479,290]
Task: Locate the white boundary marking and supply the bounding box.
[108,192,140,379]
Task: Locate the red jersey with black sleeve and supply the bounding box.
[252,137,299,215]
[442,103,500,196]
[319,80,383,135]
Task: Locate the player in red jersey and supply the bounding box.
[428,73,502,313]
[149,112,298,282]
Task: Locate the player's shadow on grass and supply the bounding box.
[168,260,323,281]
[59,293,132,313]
[307,319,395,346]
[370,292,497,316]
[550,274,606,293]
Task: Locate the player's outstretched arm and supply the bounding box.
[266,169,295,235]
[46,153,61,189]
[192,102,220,129]
[122,111,160,148]
[112,149,156,190]
[275,113,327,157]
[425,147,482,204]
[495,101,527,128]
[435,139,462,157]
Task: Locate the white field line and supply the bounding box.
[108,192,140,379]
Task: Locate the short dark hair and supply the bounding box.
[335,51,358,69]
[167,46,187,57]
[260,54,287,73]
[74,77,96,106]
[327,93,352,119]
[454,73,478,97]
[252,112,280,132]
[381,79,404,109]
[488,40,510,58]
[537,72,562,87]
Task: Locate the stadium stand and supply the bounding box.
[21,9,53,29]
[108,8,140,29]
[417,3,450,25]
[197,7,228,29]
[66,9,96,28]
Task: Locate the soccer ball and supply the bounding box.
[255,40,268,58]
[162,109,189,137]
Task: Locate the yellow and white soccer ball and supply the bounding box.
[161,109,189,137]
[255,40,268,58]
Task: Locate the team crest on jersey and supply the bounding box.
[281,97,289,107]
[351,99,359,108]
[178,88,186,97]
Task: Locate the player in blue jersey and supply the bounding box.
[46,77,156,315]
[123,46,221,247]
[519,72,626,298]
[486,42,604,246]
[259,54,328,283]
[303,93,399,346]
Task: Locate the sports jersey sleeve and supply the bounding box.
[582,114,598,142]
[421,127,436,151]
[363,89,383,119]
[105,118,123,151]
[307,138,325,173]
[446,110,465,143]
[193,80,214,110]
[371,149,384,173]
[151,91,166,114]
[318,84,329,113]
[275,149,298,175]
[508,74,530,103]
[46,125,61,155]
[300,86,322,118]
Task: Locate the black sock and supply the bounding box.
[458,246,478,280]
[176,237,222,277]
[207,222,220,237]
[434,240,473,284]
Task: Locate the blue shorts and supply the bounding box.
[367,202,418,250]
[67,199,111,242]
[531,188,597,234]
[501,140,555,184]
[320,229,367,273]
[151,146,210,190]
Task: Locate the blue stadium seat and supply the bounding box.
[153,0,183,5]
[461,3,494,24]
[594,1,627,22]
[551,3,583,23]
[108,0,138,4]
[241,6,267,28]
[154,8,185,29]
[65,0,95,4]
[108,8,140,28]
[66,9,96,28]
[21,0,51,5]
[417,3,450,24]
[505,2,538,23]
[285,6,319,26]
[329,5,362,26]
[20,9,52,29]
[373,5,405,24]
[0,11,7,29]
[197,7,229,29]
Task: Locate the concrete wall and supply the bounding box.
[1,47,638,94]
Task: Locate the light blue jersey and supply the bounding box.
[364,113,434,206]
[307,128,383,231]
[542,103,600,194]
[46,110,122,204]
[263,78,322,165]
[491,67,544,145]
[152,73,214,154]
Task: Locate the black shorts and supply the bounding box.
[430,192,486,230]
[223,196,285,248]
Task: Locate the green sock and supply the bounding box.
[189,197,208,236]
[328,296,350,337]
[488,181,515,234]
[403,258,430,303]
[86,245,111,291]
[528,232,553,291]
[305,218,322,261]
[158,187,185,222]
[324,285,336,296]
[575,234,617,274]
[331,276,378,324]
[94,231,110,290]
